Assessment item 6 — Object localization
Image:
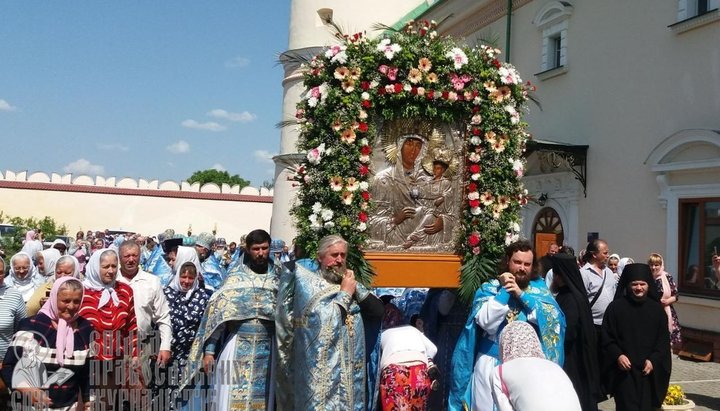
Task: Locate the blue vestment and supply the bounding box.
[201,254,227,291]
[449,278,565,411]
[143,246,174,287]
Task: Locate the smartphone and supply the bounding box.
[45,289,51,298]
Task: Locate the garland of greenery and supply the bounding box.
[289,20,530,301]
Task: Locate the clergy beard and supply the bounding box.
[514,271,531,290]
[321,266,344,284]
[245,254,269,274]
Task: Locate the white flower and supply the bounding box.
[331,51,348,64]
[504,105,520,124]
[359,181,369,191]
[360,138,369,146]
[324,45,346,59]
[470,136,482,145]
[467,191,480,200]
[505,232,519,245]
[498,65,522,85]
[320,209,334,221]
[403,83,412,91]
[309,214,322,230]
[510,159,524,177]
[512,222,521,232]
[470,206,482,215]
[357,222,367,232]
[307,148,321,165]
[471,114,482,125]
[446,47,468,69]
[370,80,379,88]
[471,173,481,181]
[312,202,323,214]
[377,39,402,60]
[324,221,335,229]
[469,152,481,163]
[359,155,370,164]
[361,91,370,100]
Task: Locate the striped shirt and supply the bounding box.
[0,287,27,359]
[79,282,138,360]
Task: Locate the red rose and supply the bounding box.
[472,128,481,136]
[359,212,368,222]
[442,91,449,99]
[378,87,387,95]
[361,145,372,155]
[469,199,480,208]
[359,165,369,176]
[394,83,403,93]
[473,106,480,113]
[361,81,370,90]
[469,164,481,173]
[468,233,480,247]
[468,183,477,192]
[492,59,501,68]
[411,87,418,95]
[358,123,368,133]
[361,191,370,201]
[426,90,434,99]
[362,100,372,108]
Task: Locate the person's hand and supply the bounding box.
[642,359,654,375]
[498,272,514,286]
[340,269,357,295]
[502,276,523,298]
[17,388,51,407]
[423,217,444,235]
[157,350,171,368]
[393,207,417,225]
[203,354,215,374]
[617,354,632,371]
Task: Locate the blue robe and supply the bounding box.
[201,253,227,291]
[449,278,565,411]
[143,245,174,287]
[179,260,280,410]
[276,259,372,411]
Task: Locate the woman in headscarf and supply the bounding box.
[1,277,93,410]
[551,254,602,411]
[600,263,671,411]
[39,248,62,281]
[0,257,27,406]
[78,248,138,406]
[490,321,581,411]
[616,257,634,277]
[6,252,44,302]
[164,247,209,372]
[26,255,81,317]
[20,230,43,262]
[378,303,437,411]
[647,253,682,349]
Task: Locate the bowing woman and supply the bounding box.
[78,248,138,406]
[1,277,94,410]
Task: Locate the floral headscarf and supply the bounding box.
[168,246,202,299]
[38,277,84,366]
[499,321,546,363]
[82,248,120,309]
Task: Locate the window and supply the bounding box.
[679,198,720,297]
[680,0,718,19]
[532,2,573,78]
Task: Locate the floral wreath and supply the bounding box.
[288,20,532,302]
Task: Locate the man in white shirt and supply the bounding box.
[117,239,172,401]
[579,239,616,328]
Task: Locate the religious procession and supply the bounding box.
[2,1,718,410]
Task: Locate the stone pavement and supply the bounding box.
[598,355,720,410]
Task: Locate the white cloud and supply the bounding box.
[211,163,226,172]
[254,150,276,164]
[207,109,257,123]
[63,159,105,176]
[181,119,227,132]
[0,99,17,112]
[225,56,250,68]
[166,140,190,154]
[96,143,129,152]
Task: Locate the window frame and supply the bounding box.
[678,197,720,299]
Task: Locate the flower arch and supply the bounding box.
[289,21,531,301]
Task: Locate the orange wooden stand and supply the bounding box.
[367,252,461,287]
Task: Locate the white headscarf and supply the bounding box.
[7,251,44,298]
[55,255,81,279]
[617,257,634,276]
[82,248,120,309]
[169,246,202,299]
[40,248,62,278]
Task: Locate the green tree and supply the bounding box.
[186,169,250,189]
[0,212,67,258]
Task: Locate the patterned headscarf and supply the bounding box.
[82,248,120,309]
[499,321,546,362]
[38,277,84,366]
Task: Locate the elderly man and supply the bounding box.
[276,234,384,411]
[181,229,280,410]
[116,240,172,406]
[449,240,565,411]
[580,239,616,329]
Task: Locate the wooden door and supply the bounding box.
[535,232,558,258]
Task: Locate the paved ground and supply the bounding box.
[598,355,720,410]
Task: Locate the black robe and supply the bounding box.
[601,285,671,410]
[553,254,602,411]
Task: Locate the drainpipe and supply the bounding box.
[505,0,513,63]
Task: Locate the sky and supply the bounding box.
[0,2,291,187]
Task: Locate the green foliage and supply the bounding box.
[186,169,250,189]
[0,212,67,257]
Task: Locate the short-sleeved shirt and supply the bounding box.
[580,263,617,325]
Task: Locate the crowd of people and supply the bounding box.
[0,227,682,411]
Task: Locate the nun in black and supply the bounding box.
[551,254,603,411]
[600,263,671,411]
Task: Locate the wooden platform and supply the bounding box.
[366,252,461,287]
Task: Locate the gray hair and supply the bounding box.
[56,255,77,270]
[100,249,118,262]
[317,235,348,258]
[58,278,84,293]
